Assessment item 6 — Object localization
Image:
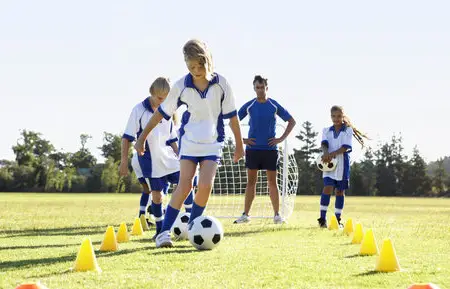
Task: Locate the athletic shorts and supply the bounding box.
[245,149,278,171]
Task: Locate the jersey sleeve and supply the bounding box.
[122,107,138,142]
[221,79,237,119]
[342,127,353,152]
[272,99,292,122]
[321,128,329,147]
[238,101,251,121]
[158,83,181,120]
[166,119,179,146]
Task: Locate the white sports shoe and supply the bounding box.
[155,230,173,248]
[273,215,286,224]
[233,213,250,224]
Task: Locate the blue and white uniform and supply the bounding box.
[122,97,180,191]
[238,98,291,170]
[158,73,237,164]
[321,125,353,190]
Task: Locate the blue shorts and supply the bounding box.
[180,155,221,165]
[245,149,278,171]
[323,177,349,191]
[139,172,198,191]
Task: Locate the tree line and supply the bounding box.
[0,125,449,196]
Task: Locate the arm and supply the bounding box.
[229,115,244,163]
[134,111,164,155]
[170,142,179,156]
[119,139,131,176]
[269,117,296,146]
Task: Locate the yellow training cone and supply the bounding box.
[375,238,401,272]
[343,218,354,236]
[140,214,149,231]
[328,215,339,230]
[351,223,364,244]
[359,228,379,255]
[99,226,118,252]
[73,238,101,272]
[116,222,130,243]
[131,217,144,236]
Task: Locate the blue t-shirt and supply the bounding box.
[238,98,292,151]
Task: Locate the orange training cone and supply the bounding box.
[131,217,144,236]
[343,218,354,236]
[73,238,101,272]
[15,282,49,289]
[116,222,130,243]
[328,215,339,230]
[375,238,401,272]
[359,228,379,255]
[351,223,364,244]
[99,226,119,252]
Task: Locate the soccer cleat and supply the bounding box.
[151,232,158,242]
[337,217,344,229]
[233,213,250,224]
[273,214,286,224]
[317,217,327,228]
[155,230,173,248]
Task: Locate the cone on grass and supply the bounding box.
[116,222,130,243]
[359,228,379,255]
[73,238,101,272]
[375,238,401,272]
[343,218,354,236]
[351,223,364,244]
[15,282,49,289]
[99,226,118,252]
[131,217,144,236]
[328,215,339,230]
[140,214,149,231]
[407,283,441,289]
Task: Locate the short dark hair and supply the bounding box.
[253,75,268,86]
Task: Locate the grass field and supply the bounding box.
[0,193,449,289]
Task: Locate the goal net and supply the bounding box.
[205,124,299,220]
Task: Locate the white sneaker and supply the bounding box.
[234,213,250,224]
[273,215,286,224]
[155,230,173,248]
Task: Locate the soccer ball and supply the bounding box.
[188,216,224,250]
[316,155,338,172]
[171,212,190,240]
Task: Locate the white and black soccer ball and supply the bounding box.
[188,216,224,250]
[316,155,338,172]
[171,212,190,240]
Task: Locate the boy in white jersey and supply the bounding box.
[119,77,194,239]
[318,105,369,228]
[135,39,245,248]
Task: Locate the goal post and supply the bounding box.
[205,123,299,220]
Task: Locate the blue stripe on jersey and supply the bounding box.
[179,110,191,153]
[329,124,347,138]
[238,98,292,151]
[343,152,350,181]
[165,138,178,146]
[158,106,170,120]
[223,110,237,119]
[137,106,152,178]
[122,134,135,141]
[184,73,219,99]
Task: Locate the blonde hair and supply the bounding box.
[149,77,170,96]
[149,77,178,125]
[331,105,370,147]
[183,39,214,81]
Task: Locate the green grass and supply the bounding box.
[0,193,449,289]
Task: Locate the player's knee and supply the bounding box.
[197,182,212,193]
[152,191,163,203]
[336,190,345,196]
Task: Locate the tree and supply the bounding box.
[101,157,121,192]
[99,132,122,163]
[349,162,364,195]
[432,158,447,194]
[359,148,376,195]
[403,147,431,196]
[294,121,322,195]
[71,134,97,169]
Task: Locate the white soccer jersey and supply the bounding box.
[158,73,237,157]
[123,98,180,179]
[321,125,353,181]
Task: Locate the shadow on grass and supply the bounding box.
[345,253,374,259]
[150,248,198,255]
[225,225,301,238]
[1,224,123,238]
[353,270,385,277]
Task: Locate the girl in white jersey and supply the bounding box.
[318,105,369,228]
[135,39,245,248]
[119,77,194,239]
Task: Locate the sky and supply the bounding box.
[0,0,449,164]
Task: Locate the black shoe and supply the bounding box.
[146,218,155,227]
[151,232,158,242]
[337,217,344,229]
[317,217,327,228]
